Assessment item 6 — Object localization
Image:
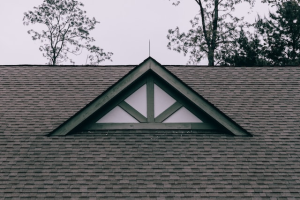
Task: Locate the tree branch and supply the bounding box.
[197,0,211,48]
[211,0,219,50]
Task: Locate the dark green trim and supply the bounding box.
[191,123,216,129]
[85,78,147,125]
[154,77,211,124]
[50,57,250,136]
[150,61,249,136]
[85,123,217,130]
[147,76,154,122]
[84,72,220,131]
[123,80,147,100]
[49,60,150,136]
[119,101,147,123]
[155,102,182,123]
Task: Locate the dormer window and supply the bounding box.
[49,57,249,136]
[82,72,221,131]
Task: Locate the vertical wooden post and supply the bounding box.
[147,76,154,122]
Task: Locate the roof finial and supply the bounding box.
[149,40,151,57]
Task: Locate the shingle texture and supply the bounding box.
[0,65,300,199]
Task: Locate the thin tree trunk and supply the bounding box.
[52,57,56,65]
[208,49,214,66]
[208,0,219,66]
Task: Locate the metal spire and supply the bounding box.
[149,40,151,57]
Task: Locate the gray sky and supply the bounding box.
[0,0,271,65]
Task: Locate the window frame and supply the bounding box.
[82,72,224,131]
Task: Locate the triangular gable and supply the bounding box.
[49,57,250,136]
[82,72,216,130]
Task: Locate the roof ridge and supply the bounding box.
[1,65,300,67]
[0,65,137,67]
[165,65,300,67]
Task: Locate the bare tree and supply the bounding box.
[23,0,112,65]
[167,0,255,66]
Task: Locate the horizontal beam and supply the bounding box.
[84,123,217,130]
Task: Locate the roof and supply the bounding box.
[1,59,300,199]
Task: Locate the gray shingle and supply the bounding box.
[0,65,300,198]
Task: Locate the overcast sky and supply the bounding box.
[0,0,272,65]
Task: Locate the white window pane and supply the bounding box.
[124,84,147,117]
[154,84,176,117]
[163,107,202,123]
[97,106,139,123]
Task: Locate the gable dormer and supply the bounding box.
[49,57,250,136]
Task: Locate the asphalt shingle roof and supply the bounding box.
[0,65,300,199]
